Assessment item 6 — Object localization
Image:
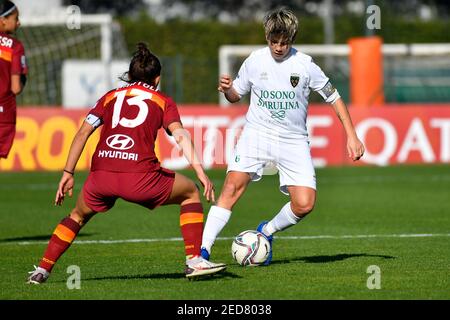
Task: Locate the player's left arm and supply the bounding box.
[331,97,365,161]
[315,78,364,161]
[10,74,23,95]
[11,43,27,95]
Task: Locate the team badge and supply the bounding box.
[290,74,300,88]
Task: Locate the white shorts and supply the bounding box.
[227,126,316,194]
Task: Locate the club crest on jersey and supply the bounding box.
[290,74,300,88]
[259,72,268,80]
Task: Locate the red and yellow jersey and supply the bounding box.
[87,82,181,173]
[0,32,27,123]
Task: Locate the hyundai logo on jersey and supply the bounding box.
[106,134,135,150]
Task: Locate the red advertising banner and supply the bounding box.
[0,105,449,171]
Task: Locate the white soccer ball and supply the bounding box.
[231,230,271,266]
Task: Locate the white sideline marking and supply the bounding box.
[1,174,450,190]
[3,233,449,246]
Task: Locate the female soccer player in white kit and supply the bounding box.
[201,7,365,265]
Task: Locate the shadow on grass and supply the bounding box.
[0,233,96,243]
[272,253,396,265]
[78,270,239,282]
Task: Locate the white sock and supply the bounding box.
[201,205,232,253]
[263,202,302,236]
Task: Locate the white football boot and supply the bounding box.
[27,266,50,284]
[185,256,226,279]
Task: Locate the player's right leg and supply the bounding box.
[201,125,270,259]
[28,191,97,284]
[163,172,226,278]
[201,171,252,260]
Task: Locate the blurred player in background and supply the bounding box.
[0,0,27,159]
[27,42,226,284]
[201,7,365,265]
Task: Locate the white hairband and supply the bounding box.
[1,5,16,17]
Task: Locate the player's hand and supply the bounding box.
[218,74,233,93]
[347,136,365,161]
[197,171,215,203]
[55,173,74,206]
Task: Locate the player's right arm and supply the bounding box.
[218,74,241,103]
[168,121,215,202]
[55,121,97,206]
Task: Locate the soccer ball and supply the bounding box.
[231,230,271,266]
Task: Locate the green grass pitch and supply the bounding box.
[0,165,449,300]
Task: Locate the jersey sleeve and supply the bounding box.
[307,59,330,92]
[85,94,108,128]
[232,57,252,96]
[307,59,341,103]
[163,97,181,131]
[11,42,27,75]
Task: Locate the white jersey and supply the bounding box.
[233,47,331,139]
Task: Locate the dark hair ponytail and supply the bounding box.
[120,42,161,86]
[0,1,17,18]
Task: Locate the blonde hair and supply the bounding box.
[263,8,298,43]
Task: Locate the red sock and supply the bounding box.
[39,217,81,272]
[180,203,204,259]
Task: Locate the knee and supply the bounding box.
[291,200,315,218]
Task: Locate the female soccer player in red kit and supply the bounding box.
[27,43,226,283]
[0,0,27,159]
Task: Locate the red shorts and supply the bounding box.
[83,168,176,212]
[0,123,15,159]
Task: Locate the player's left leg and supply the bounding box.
[163,172,226,278]
[164,172,205,260]
[258,186,316,265]
[262,186,316,236]
[257,138,316,264]
[28,191,97,284]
